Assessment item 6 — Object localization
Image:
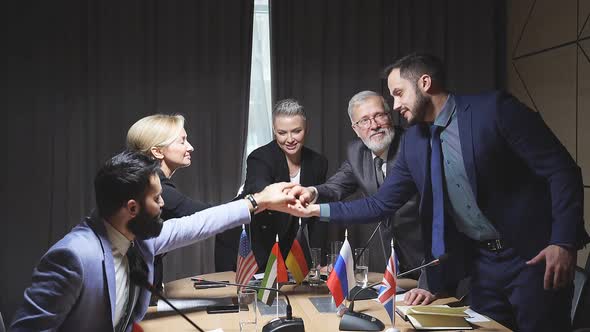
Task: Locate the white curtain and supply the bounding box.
[243,0,273,181]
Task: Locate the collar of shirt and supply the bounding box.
[371,149,389,162]
[434,94,457,129]
[103,221,132,257]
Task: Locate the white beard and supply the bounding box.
[362,128,395,154]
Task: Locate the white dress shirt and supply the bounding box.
[103,221,132,327]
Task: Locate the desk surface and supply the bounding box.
[140,271,510,332]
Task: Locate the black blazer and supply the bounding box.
[159,171,211,221]
[243,140,328,269]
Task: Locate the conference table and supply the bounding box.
[140,271,510,331]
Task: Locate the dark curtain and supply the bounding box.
[0,0,253,321]
[270,0,506,270]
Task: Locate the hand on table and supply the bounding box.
[403,288,437,305]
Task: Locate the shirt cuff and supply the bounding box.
[319,204,330,222]
[310,187,319,204]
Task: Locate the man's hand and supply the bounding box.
[268,199,320,218]
[526,244,576,290]
[253,182,297,212]
[403,288,436,305]
[287,185,316,205]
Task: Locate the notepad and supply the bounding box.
[396,305,473,330]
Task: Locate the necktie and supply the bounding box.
[118,245,146,332]
[430,125,445,258]
[374,157,385,187]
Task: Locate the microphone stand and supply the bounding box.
[339,280,385,331]
[130,270,205,332]
[195,279,305,332]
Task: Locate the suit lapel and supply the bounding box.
[456,97,478,198]
[300,148,312,186]
[87,216,117,326]
[272,140,291,182]
[386,128,403,175]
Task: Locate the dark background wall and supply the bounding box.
[506,0,590,267]
[0,0,254,321]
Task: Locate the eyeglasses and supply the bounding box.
[352,112,390,129]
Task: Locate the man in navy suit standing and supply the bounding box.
[289,53,589,331]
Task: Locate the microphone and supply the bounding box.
[129,268,205,332]
[194,279,304,332]
[339,254,450,331]
[396,253,449,279]
[348,222,383,301]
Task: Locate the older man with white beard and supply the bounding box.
[297,91,438,304]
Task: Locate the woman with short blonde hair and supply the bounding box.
[127,114,210,299]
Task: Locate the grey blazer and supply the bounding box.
[10,200,251,332]
[316,127,424,278]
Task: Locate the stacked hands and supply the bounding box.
[254,183,319,217]
[257,182,437,305]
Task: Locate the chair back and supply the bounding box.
[0,310,5,332]
[573,267,590,329]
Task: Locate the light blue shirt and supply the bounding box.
[435,94,499,241]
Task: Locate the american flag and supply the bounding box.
[378,247,397,325]
[235,225,258,285]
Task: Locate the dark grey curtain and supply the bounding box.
[270,0,505,268]
[0,0,253,321]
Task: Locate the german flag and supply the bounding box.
[285,222,312,284]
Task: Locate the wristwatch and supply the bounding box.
[245,194,259,213]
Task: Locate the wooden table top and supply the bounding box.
[140,271,510,332]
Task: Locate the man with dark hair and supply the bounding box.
[11,151,296,332]
[289,53,589,331]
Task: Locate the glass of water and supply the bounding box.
[354,248,369,287]
[307,247,322,286]
[238,287,257,332]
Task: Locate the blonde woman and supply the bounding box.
[127,114,210,295]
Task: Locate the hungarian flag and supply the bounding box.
[235,225,258,286]
[327,235,355,307]
[378,245,398,325]
[285,222,311,284]
[258,235,288,305]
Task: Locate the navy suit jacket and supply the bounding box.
[328,91,589,260]
[10,200,250,332]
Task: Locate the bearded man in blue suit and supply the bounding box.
[10,151,295,332]
[289,54,589,331]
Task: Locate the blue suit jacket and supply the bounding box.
[10,200,250,332]
[329,91,589,260]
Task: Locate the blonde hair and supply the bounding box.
[126,114,185,156]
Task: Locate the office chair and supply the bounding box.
[0,310,5,332]
[572,267,590,329]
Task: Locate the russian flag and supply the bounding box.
[327,238,355,306]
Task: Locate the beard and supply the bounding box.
[405,86,431,126]
[362,127,395,154]
[127,205,163,240]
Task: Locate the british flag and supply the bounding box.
[378,248,398,325]
[235,225,258,285]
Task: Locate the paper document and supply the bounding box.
[396,305,473,330]
[465,309,490,323]
[156,298,220,312]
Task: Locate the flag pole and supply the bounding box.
[389,239,400,332]
[276,233,280,318]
